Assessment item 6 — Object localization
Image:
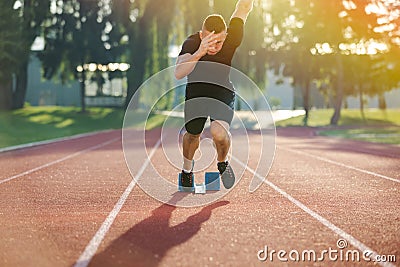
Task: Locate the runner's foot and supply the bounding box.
[217,161,235,189]
[181,170,194,191]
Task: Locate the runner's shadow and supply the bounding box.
[88,193,229,267]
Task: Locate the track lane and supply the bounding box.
[0,129,159,267]
[83,129,398,266]
[0,127,398,267]
[0,131,122,183]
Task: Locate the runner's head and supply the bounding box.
[200,14,227,55]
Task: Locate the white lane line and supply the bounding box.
[280,147,399,184]
[232,155,395,267]
[319,140,400,159]
[0,129,116,153]
[73,138,162,267]
[0,137,120,185]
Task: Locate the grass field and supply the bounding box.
[0,106,167,149]
[274,108,400,127]
[275,109,400,145]
[318,127,400,145]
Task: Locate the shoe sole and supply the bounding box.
[221,170,235,189]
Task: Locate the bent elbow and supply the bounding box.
[174,70,182,80]
[174,68,184,80]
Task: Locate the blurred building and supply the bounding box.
[265,69,400,110]
[25,37,128,108]
[26,39,399,109]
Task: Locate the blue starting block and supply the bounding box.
[178,172,194,192]
[205,172,220,191]
[178,172,220,193]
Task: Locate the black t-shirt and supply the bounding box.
[179,18,244,99]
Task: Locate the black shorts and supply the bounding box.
[184,85,235,135]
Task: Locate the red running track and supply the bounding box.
[0,127,398,267]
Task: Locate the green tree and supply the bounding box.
[12,0,51,109]
[114,0,177,109]
[40,0,119,112]
[264,0,323,124]
[181,0,211,33]
[286,0,322,124]
[265,0,390,125]
[0,2,25,110]
[365,0,400,109]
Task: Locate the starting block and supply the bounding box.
[178,172,194,192]
[178,172,220,193]
[205,172,220,191]
[195,183,206,194]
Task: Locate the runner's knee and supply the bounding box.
[211,125,229,143]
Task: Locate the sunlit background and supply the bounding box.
[1,0,399,125]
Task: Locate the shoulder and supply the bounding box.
[227,17,244,37]
[179,33,201,56]
[229,17,245,28]
[183,33,201,47]
[224,18,244,48]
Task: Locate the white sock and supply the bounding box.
[218,157,229,163]
[183,158,194,173]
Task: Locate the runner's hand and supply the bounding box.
[196,31,220,57]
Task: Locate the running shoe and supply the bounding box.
[217,161,235,189]
[180,170,194,191]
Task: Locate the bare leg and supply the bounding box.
[182,132,201,170]
[210,120,235,189]
[210,120,231,162]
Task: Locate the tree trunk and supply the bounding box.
[125,54,145,109]
[302,80,310,126]
[12,61,28,109]
[80,70,87,113]
[378,93,386,110]
[125,21,147,110]
[359,85,365,121]
[0,78,13,110]
[330,54,344,125]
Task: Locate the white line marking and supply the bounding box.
[280,147,399,184]
[313,132,400,159]
[232,155,395,267]
[0,137,120,185]
[0,129,116,153]
[73,138,162,267]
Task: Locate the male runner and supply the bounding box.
[175,0,254,190]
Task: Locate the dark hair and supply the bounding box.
[202,14,227,33]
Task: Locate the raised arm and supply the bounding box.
[231,0,254,23]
